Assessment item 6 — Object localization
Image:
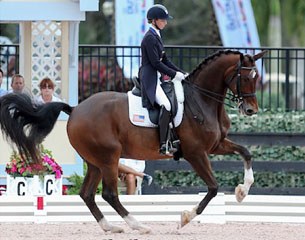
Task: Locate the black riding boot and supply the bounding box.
[159,106,175,154]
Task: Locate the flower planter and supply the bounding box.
[6,174,62,196]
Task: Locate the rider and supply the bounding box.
[139,4,185,155]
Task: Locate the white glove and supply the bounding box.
[174,71,185,81]
[184,72,189,78]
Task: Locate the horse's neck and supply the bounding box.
[193,56,237,93]
[183,55,238,121]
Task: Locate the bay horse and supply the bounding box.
[0,49,266,233]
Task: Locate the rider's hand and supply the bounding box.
[174,71,185,81]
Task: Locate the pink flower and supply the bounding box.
[11,165,17,173]
[6,148,63,178]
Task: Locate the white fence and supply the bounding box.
[1,193,305,224]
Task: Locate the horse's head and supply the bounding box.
[225,50,267,116]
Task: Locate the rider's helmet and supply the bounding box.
[147,4,173,22]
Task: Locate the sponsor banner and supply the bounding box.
[115,0,154,78]
[211,0,265,81]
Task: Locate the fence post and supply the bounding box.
[285,49,290,110]
[33,195,47,223]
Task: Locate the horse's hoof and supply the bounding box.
[235,184,247,203]
[138,225,152,234]
[110,225,125,233]
[181,210,191,228]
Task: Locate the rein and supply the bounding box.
[184,54,257,109]
[183,78,234,108]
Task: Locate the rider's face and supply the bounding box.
[155,19,167,30]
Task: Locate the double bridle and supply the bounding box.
[184,54,257,109]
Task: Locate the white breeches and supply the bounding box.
[155,79,171,111]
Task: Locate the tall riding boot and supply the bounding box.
[159,106,173,154]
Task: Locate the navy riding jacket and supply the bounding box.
[139,27,183,109]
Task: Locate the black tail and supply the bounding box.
[0,93,73,164]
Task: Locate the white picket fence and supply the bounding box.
[1,193,305,224]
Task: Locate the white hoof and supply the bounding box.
[181,205,198,228]
[124,215,151,234]
[99,219,124,233]
[181,210,192,228]
[138,224,152,234]
[235,184,248,203]
[110,225,125,233]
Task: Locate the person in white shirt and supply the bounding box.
[10,74,25,93]
[119,158,152,194]
[35,77,62,104]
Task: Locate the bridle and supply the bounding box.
[225,54,257,105]
[184,53,258,108]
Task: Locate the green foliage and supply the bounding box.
[155,170,305,189]
[66,173,85,195]
[229,110,305,133]
[67,163,103,195]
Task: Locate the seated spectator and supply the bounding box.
[119,158,152,195]
[10,74,25,93]
[35,77,62,104]
[0,68,8,97]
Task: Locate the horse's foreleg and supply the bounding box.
[102,166,152,234]
[212,138,254,202]
[181,153,218,227]
[79,163,124,233]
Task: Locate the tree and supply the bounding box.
[79,0,305,47]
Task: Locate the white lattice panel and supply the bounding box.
[31,21,62,96]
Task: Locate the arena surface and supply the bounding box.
[1,222,305,240]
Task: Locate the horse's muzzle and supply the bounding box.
[239,103,258,116]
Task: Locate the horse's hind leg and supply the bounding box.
[79,162,124,233]
[212,137,254,202]
[101,165,152,234]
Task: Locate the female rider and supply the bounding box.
[139,4,185,155]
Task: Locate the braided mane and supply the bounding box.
[189,49,242,77]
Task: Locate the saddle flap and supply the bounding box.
[127,91,184,128]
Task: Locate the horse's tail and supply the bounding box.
[0,93,74,164]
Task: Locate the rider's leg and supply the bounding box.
[158,105,171,154]
[155,83,174,154]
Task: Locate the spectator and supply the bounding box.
[119,158,153,195]
[9,74,25,93]
[0,68,8,97]
[35,77,62,104]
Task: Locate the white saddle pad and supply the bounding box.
[127,91,183,128]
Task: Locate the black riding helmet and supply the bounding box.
[147,4,173,21]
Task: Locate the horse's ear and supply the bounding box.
[253,50,268,61]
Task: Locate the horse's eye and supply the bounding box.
[249,69,256,79]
